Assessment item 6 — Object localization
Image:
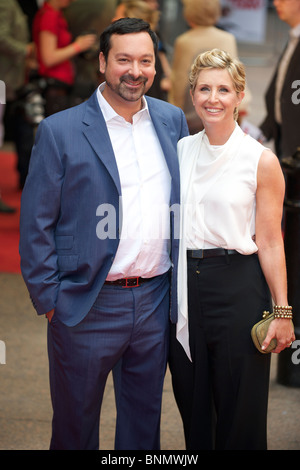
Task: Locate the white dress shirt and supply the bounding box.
[185,126,260,254]
[97,84,171,280]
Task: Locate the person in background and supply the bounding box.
[17,0,39,39]
[113,0,160,28]
[169,0,251,134]
[143,0,159,9]
[142,0,172,99]
[0,0,37,190]
[260,0,300,159]
[32,0,96,115]
[19,18,188,450]
[169,49,295,450]
[64,0,118,102]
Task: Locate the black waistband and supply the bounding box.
[187,248,239,259]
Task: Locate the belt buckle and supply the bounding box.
[123,277,140,288]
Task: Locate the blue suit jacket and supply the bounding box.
[19,91,189,326]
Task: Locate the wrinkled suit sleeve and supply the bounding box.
[19,119,63,315]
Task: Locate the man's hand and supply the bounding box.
[46,309,55,323]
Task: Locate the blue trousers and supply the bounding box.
[47,272,170,450]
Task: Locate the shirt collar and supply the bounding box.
[290,24,300,39]
[97,82,149,123]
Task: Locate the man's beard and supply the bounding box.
[106,74,150,102]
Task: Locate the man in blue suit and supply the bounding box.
[19,18,188,450]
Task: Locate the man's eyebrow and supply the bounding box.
[115,52,154,58]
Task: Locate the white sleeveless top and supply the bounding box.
[176,124,267,360]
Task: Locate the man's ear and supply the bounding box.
[99,52,106,74]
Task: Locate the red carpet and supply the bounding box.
[0,149,21,273]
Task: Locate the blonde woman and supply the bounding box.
[169,49,295,450]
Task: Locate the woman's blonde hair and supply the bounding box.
[182,0,221,27]
[113,0,160,29]
[189,49,246,120]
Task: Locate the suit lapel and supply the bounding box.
[82,91,121,195]
[82,93,180,197]
[284,38,300,87]
[146,97,178,182]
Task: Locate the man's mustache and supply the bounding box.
[121,74,148,85]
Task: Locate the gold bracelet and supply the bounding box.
[273,305,293,319]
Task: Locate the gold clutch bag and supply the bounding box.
[251,311,277,354]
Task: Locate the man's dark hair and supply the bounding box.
[100,17,158,60]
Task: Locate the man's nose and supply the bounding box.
[129,61,142,78]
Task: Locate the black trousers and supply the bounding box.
[169,253,272,450]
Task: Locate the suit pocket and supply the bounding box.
[57,254,79,272]
[55,235,78,271]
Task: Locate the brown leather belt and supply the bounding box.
[187,248,238,259]
[104,276,157,288]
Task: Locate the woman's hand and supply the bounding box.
[39,31,97,68]
[73,34,97,53]
[262,318,295,353]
